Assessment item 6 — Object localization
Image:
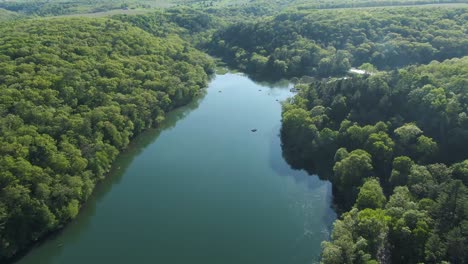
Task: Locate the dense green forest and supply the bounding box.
[0,0,123,16]
[114,6,468,79]
[0,0,172,17]
[0,18,213,260]
[281,57,468,263]
[113,7,224,45]
[0,0,467,263]
[0,0,465,18]
[198,0,467,9]
[0,8,21,21]
[208,7,468,78]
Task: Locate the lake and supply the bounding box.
[16,73,336,264]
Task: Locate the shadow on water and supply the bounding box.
[12,90,207,264]
[268,124,325,193]
[218,68,292,90]
[250,73,325,191]
[268,124,337,264]
[15,73,337,264]
[252,77,291,89]
[98,89,207,193]
[77,90,207,220]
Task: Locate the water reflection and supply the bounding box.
[14,91,206,264]
[15,73,335,264]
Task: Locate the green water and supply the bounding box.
[16,73,335,264]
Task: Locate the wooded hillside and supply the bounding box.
[0,18,213,260]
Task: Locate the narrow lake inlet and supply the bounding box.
[16,73,336,264]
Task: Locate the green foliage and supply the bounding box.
[1,1,467,262]
[0,8,21,21]
[0,0,166,17]
[333,149,374,206]
[394,123,423,145]
[208,7,468,79]
[0,17,213,260]
[281,55,468,262]
[355,178,386,210]
[0,0,122,16]
[322,207,390,263]
[452,160,468,185]
[113,7,223,48]
[389,156,414,187]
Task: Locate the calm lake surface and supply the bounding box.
[16,73,336,264]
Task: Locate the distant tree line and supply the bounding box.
[0,0,124,16]
[207,7,468,79]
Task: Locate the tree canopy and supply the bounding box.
[0,1,467,263]
[208,7,468,79]
[0,17,213,260]
[281,56,468,263]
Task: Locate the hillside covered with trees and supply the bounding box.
[281,57,468,263]
[200,0,467,9]
[0,1,467,263]
[0,18,213,260]
[0,8,21,21]
[208,7,468,79]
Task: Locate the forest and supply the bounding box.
[0,8,21,21]
[0,0,466,17]
[0,18,213,260]
[203,3,467,263]
[208,7,468,78]
[281,57,468,262]
[0,0,467,263]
